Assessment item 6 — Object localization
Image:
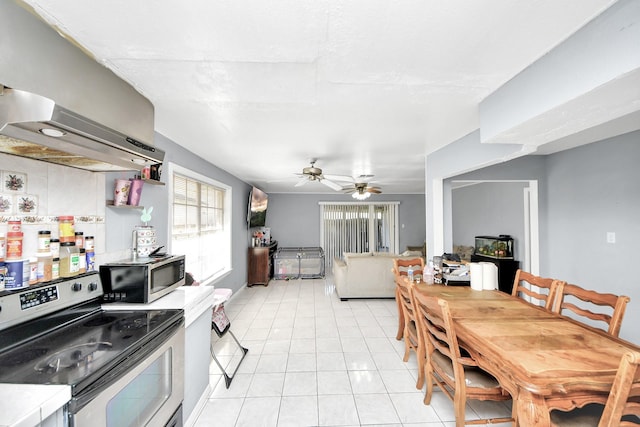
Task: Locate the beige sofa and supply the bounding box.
[332,252,420,300]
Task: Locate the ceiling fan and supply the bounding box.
[295,160,342,191]
[342,182,382,200]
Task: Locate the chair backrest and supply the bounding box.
[599,350,640,427]
[511,269,563,310]
[393,257,425,279]
[396,276,416,320]
[413,291,459,360]
[552,282,630,337]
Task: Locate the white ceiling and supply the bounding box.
[21,0,620,194]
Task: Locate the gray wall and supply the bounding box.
[106,133,252,294]
[447,131,640,342]
[266,193,426,250]
[444,155,548,256]
[452,182,527,260]
[544,131,640,341]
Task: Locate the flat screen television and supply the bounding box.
[248,186,268,228]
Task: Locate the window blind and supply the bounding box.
[320,202,399,269]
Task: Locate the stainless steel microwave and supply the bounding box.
[99,255,186,303]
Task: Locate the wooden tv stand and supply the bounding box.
[247,241,278,287]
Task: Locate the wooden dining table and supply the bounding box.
[414,284,639,426]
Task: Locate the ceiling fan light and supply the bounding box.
[352,191,371,200]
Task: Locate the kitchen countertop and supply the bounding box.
[0,285,217,427]
[0,384,70,427]
[102,284,217,326]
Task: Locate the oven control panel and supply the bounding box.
[0,272,104,331]
[19,285,59,310]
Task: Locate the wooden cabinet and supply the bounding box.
[247,242,277,286]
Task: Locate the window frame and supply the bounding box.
[167,162,232,285]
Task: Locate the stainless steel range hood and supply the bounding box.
[0,86,164,172]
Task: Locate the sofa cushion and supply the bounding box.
[333,253,419,299]
[343,252,372,259]
[371,252,398,257]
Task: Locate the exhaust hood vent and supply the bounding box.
[0,86,164,172]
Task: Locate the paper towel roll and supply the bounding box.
[481,262,498,290]
[469,263,484,291]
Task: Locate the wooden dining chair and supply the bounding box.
[412,291,513,427]
[552,282,630,337]
[550,350,640,426]
[511,269,563,310]
[394,276,425,389]
[392,257,425,340]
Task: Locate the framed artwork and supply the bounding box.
[16,194,38,214]
[2,171,27,193]
[0,193,14,214]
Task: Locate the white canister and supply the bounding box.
[134,226,157,257]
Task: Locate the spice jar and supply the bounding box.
[28,257,38,285]
[58,216,75,243]
[84,236,94,252]
[59,242,80,277]
[52,257,60,280]
[37,251,53,283]
[75,232,84,249]
[50,238,60,259]
[38,230,51,253]
[8,220,21,232]
[79,248,86,274]
[86,250,95,272]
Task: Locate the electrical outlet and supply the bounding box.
[606,232,616,244]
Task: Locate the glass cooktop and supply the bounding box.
[0,307,183,391]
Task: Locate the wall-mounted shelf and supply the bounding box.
[141,178,165,186]
[106,200,143,209]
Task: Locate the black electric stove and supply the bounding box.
[0,272,184,424]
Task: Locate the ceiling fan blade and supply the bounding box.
[320,178,343,191]
[367,188,382,194]
[295,177,308,187]
[356,174,375,181]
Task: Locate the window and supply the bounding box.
[169,163,231,284]
[320,202,399,268]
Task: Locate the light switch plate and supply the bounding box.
[606,232,616,244]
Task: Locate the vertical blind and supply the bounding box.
[172,173,226,282]
[320,202,399,269]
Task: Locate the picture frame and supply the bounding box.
[16,194,38,214]
[2,171,27,193]
[0,193,14,214]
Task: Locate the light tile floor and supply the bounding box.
[193,277,513,427]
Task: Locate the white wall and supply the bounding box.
[0,154,106,263]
